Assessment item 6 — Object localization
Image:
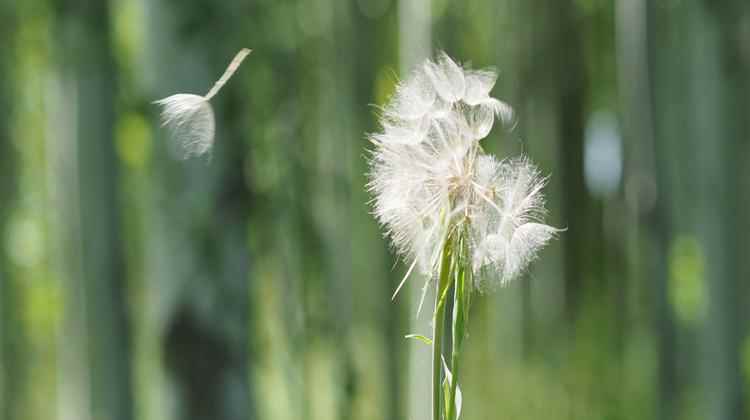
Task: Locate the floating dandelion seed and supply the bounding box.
[367,51,558,297]
[154,48,251,158]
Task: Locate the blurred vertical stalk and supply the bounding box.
[350,4,403,419]
[495,0,534,361]
[0,1,24,418]
[311,1,356,419]
[550,0,592,327]
[687,1,746,418]
[398,1,431,419]
[617,1,678,419]
[648,0,747,418]
[49,1,133,420]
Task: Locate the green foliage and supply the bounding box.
[2,0,748,419]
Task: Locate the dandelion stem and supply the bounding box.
[447,231,469,420]
[433,236,452,420]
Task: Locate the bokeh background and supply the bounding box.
[1,0,749,419]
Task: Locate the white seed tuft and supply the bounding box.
[154,94,215,158]
[154,48,251,158]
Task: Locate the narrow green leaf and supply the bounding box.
[404,334,433,345]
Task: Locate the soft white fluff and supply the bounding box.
[471,157,559,287]
[154,48,251,158]
[154,94,216,157]
[368,52,557,292]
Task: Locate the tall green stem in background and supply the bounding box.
[52,1,133,419]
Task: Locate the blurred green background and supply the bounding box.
[1,0,749,419]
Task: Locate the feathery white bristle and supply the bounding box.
[471,158,561,288]
[367,51,556,294]
[154,94,215,158]
[154,48,251,158]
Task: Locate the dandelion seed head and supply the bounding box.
[368,52,557,292]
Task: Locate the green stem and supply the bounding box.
[446,248,466,420]
[447,233,467,420]
[433,237,453,420]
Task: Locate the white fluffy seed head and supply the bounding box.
[367,51,557,291]
[154,94,215,158]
